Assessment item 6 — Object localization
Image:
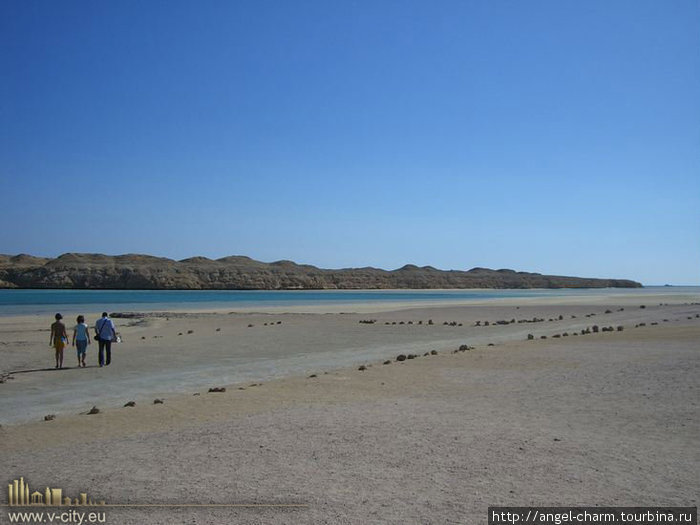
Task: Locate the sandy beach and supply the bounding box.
[5,0,698,522]
[1,292,699,524]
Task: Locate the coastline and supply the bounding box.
[1,289,699,425]
[1,286,698,318]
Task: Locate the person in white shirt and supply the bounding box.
[95,312,116,367]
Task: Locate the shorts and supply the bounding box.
[76,339,88,355]
[54,338,66,352]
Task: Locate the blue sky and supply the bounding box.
[1,1,698,285]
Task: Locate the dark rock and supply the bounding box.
[153,399,163,404]
[430,350,438,355]
[527,334,534,340]
[124,401,136,407]
[208,387,226,393]
[308,374,317,378]
[396,354,407,361]
[358,365,367,371]
[383,360,391,365]
[87,406,100,414]
[44,414,55,421]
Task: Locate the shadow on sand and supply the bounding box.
[8,365,100,375]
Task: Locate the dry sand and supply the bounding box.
[1,293,699,524]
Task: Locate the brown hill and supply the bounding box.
[0,253,642,290]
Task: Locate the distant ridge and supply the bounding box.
[0,253,642,290]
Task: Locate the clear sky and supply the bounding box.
[1,1,698,285]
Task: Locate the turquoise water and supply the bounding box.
[0,287,698,316]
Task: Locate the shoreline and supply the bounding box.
[1,292,699,426]
[0,286,698,318]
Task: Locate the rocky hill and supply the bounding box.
[0,253,642,289]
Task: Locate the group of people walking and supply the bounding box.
[49,312,117,369]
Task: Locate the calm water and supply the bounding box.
[0,287,698,316]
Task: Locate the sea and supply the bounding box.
[1,286,698,316]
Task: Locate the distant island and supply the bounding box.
[0,253,642,290]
